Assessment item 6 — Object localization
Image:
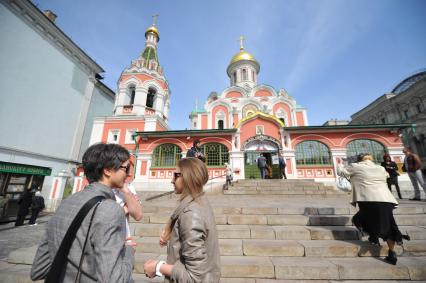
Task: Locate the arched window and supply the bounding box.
[295,141,332,165]
[146,88,156,108]
[216,111,225,129]
[242,69,247,80]
[201,143,229,166]
[346,139,386,163]
[129,85,136,105]
[233,71,237,84]
[152,144,182,167]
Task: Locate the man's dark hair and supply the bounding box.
[193,139,201,147]
[82,143,130,183]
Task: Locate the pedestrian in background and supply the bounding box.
[381,153,402,199]
[224,162,233,189]
[402,147,426,201]
[15,187,33,226]
[29,190,45,226]
[279,155,287,179]
[187,139,206,162]
[257,154,267,179]
[144,158,221,282]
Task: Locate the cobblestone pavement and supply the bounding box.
[0,215,51,260]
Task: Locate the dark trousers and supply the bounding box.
[29,209,41,224]
[259,167,266,179]
[15,214,26,226]
[280,167,287,179]
[387,177,402,199]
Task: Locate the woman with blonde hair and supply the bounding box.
[144,157,221,282]
[337,153,409,265]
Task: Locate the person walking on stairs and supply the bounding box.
[337,153,410,265]
[381,153,402,199]
[402,147,426,201]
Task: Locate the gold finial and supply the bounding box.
[238,35,245,50]
[152,14,159,26]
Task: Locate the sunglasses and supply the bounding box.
[173,172,182,179]
[119,164,131,174]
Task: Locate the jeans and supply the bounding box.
[259,167,266,179]
[408,170,426,198]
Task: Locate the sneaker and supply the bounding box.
[409,198,421,201]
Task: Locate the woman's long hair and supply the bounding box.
[162,158,209,241]
[177,157,209,201]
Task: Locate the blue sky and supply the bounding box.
[37,0,426,129]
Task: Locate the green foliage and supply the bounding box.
[62,179,73,199]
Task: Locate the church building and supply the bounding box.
[87,20,411,191]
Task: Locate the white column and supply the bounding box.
[330,149,347,180]
[134,86,147,115]
[47,170,69,212]
[72,175,84,194]
[155,93,165,115]
[230,151,244,180]
[134,153,152,182]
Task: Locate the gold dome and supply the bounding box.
[145,25,160,41]
[230,50,258,65]
[227,48,260,76]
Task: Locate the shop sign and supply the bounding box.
[0,162,52,176]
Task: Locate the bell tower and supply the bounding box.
[113,15,170,131]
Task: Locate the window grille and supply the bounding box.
[201,143,229,166]
[152,144,182,167]
[295,141,332,165]
[346,139,386,163]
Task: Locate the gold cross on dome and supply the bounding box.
[238,35,245,50]
[152,14,159,26]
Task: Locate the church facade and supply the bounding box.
[87,22,411,191]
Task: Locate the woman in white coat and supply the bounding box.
[337,153,409,265]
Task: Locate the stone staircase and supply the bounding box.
[131,179,426,282]
[2,179,426,282]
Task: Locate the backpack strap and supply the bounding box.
[45,195,105,283]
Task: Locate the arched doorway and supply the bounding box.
[243,136,281,179]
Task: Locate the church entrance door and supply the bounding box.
[243,137,281,179]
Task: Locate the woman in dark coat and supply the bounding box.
[381,153,402,199]
[29,191,45,225]
[15,188,33,226]
[337,153,409,265]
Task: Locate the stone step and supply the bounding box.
[136,214,426,227]
[132,256,426,280]
[131,224,363,240]
[308,214,426,226]
[136,204,426,220]
[403,240,426,256]
[135,224,422,241]
[134,237,419,258]
[224,189,347,196]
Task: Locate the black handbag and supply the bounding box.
[45,195,105,283]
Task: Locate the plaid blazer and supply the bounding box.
[31,182,134,282]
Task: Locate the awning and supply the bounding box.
[0,161,52,176]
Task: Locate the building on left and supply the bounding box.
[0,0,114,215]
